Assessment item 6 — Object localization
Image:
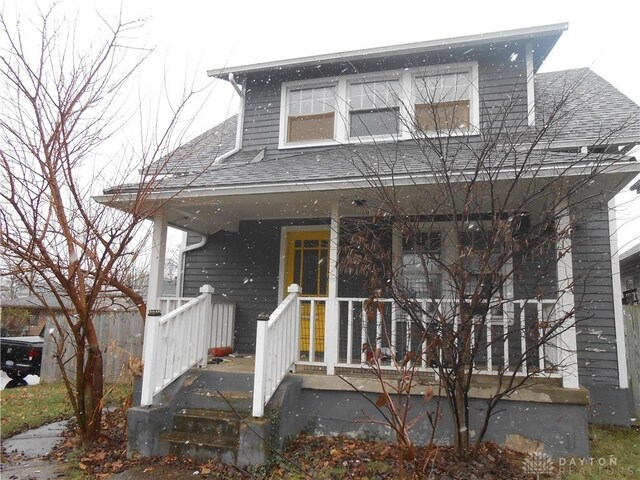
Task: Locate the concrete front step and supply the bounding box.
[180,389,253,412]
[160,430,238,463]
[161,406,272,466]
[173,408,243,438]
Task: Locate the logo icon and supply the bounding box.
[522,452,554,479]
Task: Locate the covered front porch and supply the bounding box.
[139,183,583,415]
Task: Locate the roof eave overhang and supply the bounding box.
[534,136,640,151]
[207,23,567,79]
[96,156,639,210]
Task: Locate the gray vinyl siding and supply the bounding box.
[572,202,620,387]
[183,219,327,353]
[181,205,622,388]
[241,43,529,160]
[242,79,281,152]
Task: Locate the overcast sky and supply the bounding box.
[6,0,640,251]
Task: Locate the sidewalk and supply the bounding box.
[1,421,230,480]
[1,421,68,480]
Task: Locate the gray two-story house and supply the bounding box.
[103,23,640,463]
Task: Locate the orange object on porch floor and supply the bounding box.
[209,346,233,357]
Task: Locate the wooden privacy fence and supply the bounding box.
[623,304,640,424]
[40,311,144,384]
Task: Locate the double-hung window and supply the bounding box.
[414,70,473,134]
[285,85,336,144]
[279,62,478,148]
[348,80,401,138]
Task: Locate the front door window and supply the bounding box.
[286,231,329,358]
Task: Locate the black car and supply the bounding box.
[1,330,44,387]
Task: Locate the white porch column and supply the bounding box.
[147,214,168,312]
[325,202,340,375]
[140,214,168,406]
[608,197,629,389]
[556,201,579,389]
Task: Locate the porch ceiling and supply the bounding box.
[160,189,364,234]
[145,164,636,235]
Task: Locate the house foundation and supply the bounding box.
[127,366,590,463]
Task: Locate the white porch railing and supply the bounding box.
[252,284,301,417]
[158,295,236,349]
[140,285,236,406]
[332,297,564,379]
[158,296,192,314]
[251,293,573,416]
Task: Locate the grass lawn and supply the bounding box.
[561,424,640,479]
[0,381,130,440]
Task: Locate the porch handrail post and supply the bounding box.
[198,285,215,367]
[252,312,270,417]
[325,202,340,375]
[557,200,579,389]
[140,309,162,406]
[292,284,301,363]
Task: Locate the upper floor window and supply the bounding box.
[278,62,479,148]
[414,72,472,133]
[348,80,401,138]
[286,85,336,143]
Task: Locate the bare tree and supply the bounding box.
[338,68,639,457]
[0,6,215,444]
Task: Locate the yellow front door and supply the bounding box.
[285,230,329,355]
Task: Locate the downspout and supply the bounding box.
[213,73,245,165]
[176,234,208,297]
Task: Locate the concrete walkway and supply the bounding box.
[1,421,68,480]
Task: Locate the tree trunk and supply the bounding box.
[83,325,104,443]
[453,372,470,455]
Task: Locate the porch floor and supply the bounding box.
[199,355,588,406]
[202,354,255,373]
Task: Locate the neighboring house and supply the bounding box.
[102,23,640,461]
[620,243,640,304]
[0,294,70,336]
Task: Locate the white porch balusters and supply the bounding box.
[325,203,340,375]
[140,284,229,406]
[252,283,301,417]
[556,201,580,389]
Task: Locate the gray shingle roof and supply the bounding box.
[106,69,639,195]
[147,114,238,175]
[1,294,71,310]
[110,141,635,194]
[535,68,640,146]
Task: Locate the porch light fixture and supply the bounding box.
[352,198,367,207]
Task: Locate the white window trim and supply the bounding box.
[278,78,341,149]
[278,62,480,149]
[526,41,536,127]
[412,61,480,137]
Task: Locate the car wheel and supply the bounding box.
[5,378,28,388]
